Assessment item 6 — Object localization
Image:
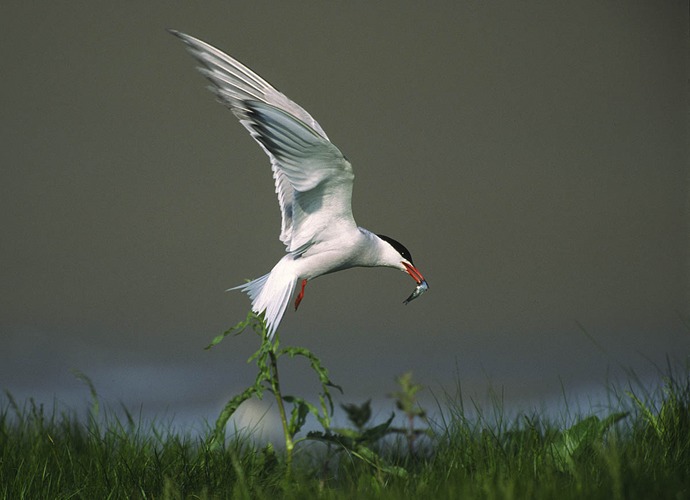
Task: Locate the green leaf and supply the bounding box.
[549,411,628,472]
[280,346,343,393]
[350,445,409,478]
[360,412,396,443]
[277,345,343,431]
[71,369,99,420]
[329,427,361,439]
[390,371,425,417]
[206,310,262,350]
[208,385,259,449]
[287,399,313,437]
[306,430,355,449]
[342,400,372,429]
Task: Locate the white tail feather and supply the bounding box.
[229,257,298,339]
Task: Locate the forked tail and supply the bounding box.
[229,259,298,339]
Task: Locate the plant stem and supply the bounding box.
[268,348,294,473]
[407,413,416,456]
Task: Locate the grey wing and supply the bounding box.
[170,30,354,252]
[242,101,356,254]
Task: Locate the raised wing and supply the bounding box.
[170,30,356,253]
[243,101,355,253]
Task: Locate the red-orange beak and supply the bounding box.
[402,261,425,285]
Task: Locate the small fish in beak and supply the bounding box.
[401,261,429,304]
[403,279,429,304]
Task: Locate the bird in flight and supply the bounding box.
[171,31,429,338]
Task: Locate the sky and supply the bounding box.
[1,2,688,434]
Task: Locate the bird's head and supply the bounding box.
[376,234,429,303]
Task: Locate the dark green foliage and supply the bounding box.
[548,412,629,473]
[205,312,342,471]
[4,327,690,500]
[206,315,434,483]
[2,366,689,499]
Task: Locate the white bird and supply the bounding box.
[171,30,429,338]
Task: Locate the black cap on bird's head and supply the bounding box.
[377,234,415,265]
[376,234,428,305]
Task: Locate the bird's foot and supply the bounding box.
[295,279,308,310]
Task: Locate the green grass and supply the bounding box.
[2,364,689,499]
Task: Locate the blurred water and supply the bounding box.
[2,337,673,444]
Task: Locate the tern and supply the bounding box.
[171,31,429,338]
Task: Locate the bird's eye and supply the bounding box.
[377,234,414,265]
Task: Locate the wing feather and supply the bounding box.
[171,30,356,252]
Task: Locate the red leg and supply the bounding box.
[295,279,308,310]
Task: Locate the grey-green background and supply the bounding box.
[2,2,688,429]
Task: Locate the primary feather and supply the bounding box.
[170,30,355,254]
